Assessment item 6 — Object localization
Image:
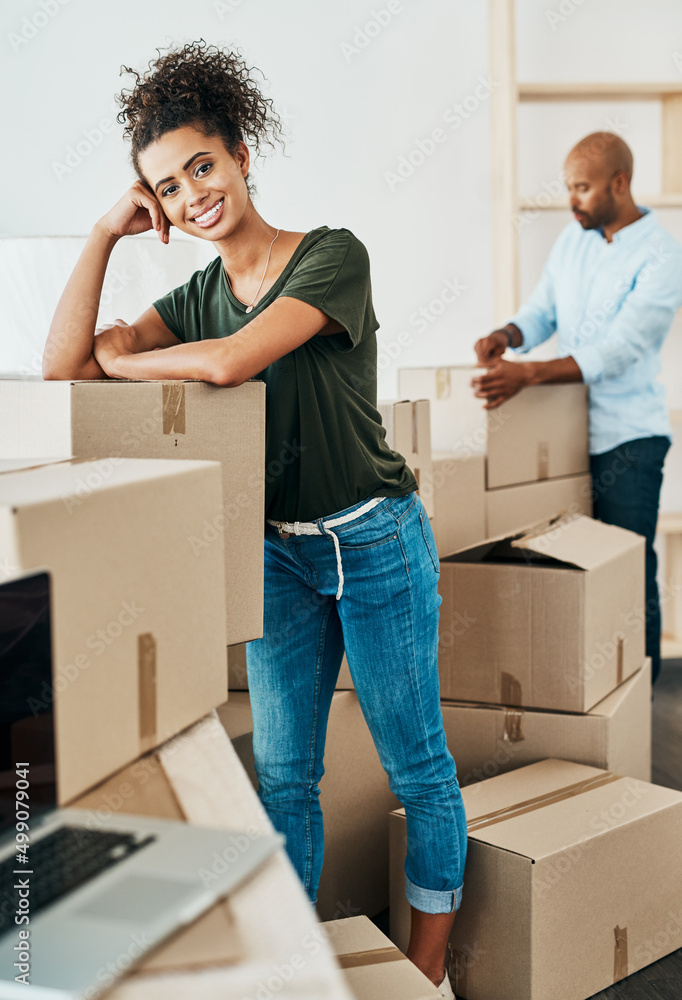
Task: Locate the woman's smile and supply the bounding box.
[190,196,225,228]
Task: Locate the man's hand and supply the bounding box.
[474,329,508,364]
[471,359,532,409]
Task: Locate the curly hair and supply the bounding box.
[114,39,283,194]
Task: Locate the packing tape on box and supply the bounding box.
[617,637,624,685]
[537,441,550,480]
[436,367,451,399]
[336,946,405,970]
[503,709,525,743]
[501,671,523,706]
[613,925,628,982]
[162,383,186,435]
[466,771,622,833]
[138,632,157,752]
[440,700,525,742]
[411,401,419,455]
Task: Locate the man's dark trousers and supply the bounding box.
[590,436,671,686]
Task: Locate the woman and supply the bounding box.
[43,41,467,997]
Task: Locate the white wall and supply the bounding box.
[1,0,681,505]
[0,0,492,381]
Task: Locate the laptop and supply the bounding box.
[0,570,281,997]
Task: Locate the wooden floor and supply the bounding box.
[375,660,682,999]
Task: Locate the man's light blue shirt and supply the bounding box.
[509,208,682,455]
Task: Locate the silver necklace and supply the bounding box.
[226,229,280,313]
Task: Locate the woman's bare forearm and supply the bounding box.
[43,222,120,380]
[105,338,233,385]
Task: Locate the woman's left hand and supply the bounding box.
[93,319,136,377]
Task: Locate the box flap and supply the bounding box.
[444,513,643,571]
[442,512,574,565]
[511,513,643,571]
[586,659,649,719]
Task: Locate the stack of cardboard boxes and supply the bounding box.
[386,371,682,999]
[215,375,675,1000]
[5,371,681,1000]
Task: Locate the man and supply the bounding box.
[473,131,682,686]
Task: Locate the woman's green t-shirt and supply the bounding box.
[152,226,417,522]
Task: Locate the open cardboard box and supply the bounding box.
[438,513,646,712]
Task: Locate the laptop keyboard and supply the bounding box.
[0,825,156,933]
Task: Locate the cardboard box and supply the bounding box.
[443,659,652,787]
[218,691,399,920]
[423,451,486,558]
[398,366,589,488]
[438,513,646,712]
[0,457,227,802]
[323,916,443,999]
[71,713,353,1000]
[485,473,593,537]
[389,758,682,1000]
[0,378,265,644]
[378,399,434,517]
[227,643,355,691]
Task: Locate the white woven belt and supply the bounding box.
[266,496,384,600]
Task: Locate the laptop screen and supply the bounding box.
[0,572,57,834]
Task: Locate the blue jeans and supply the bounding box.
[246,492,467,913]
[590,436,671,685]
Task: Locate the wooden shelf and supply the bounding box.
[490,0,682,314]
[518,194,682,211]
[518,82,682,102]
[658,514,682,535]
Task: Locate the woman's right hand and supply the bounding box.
[96,180,171,243]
